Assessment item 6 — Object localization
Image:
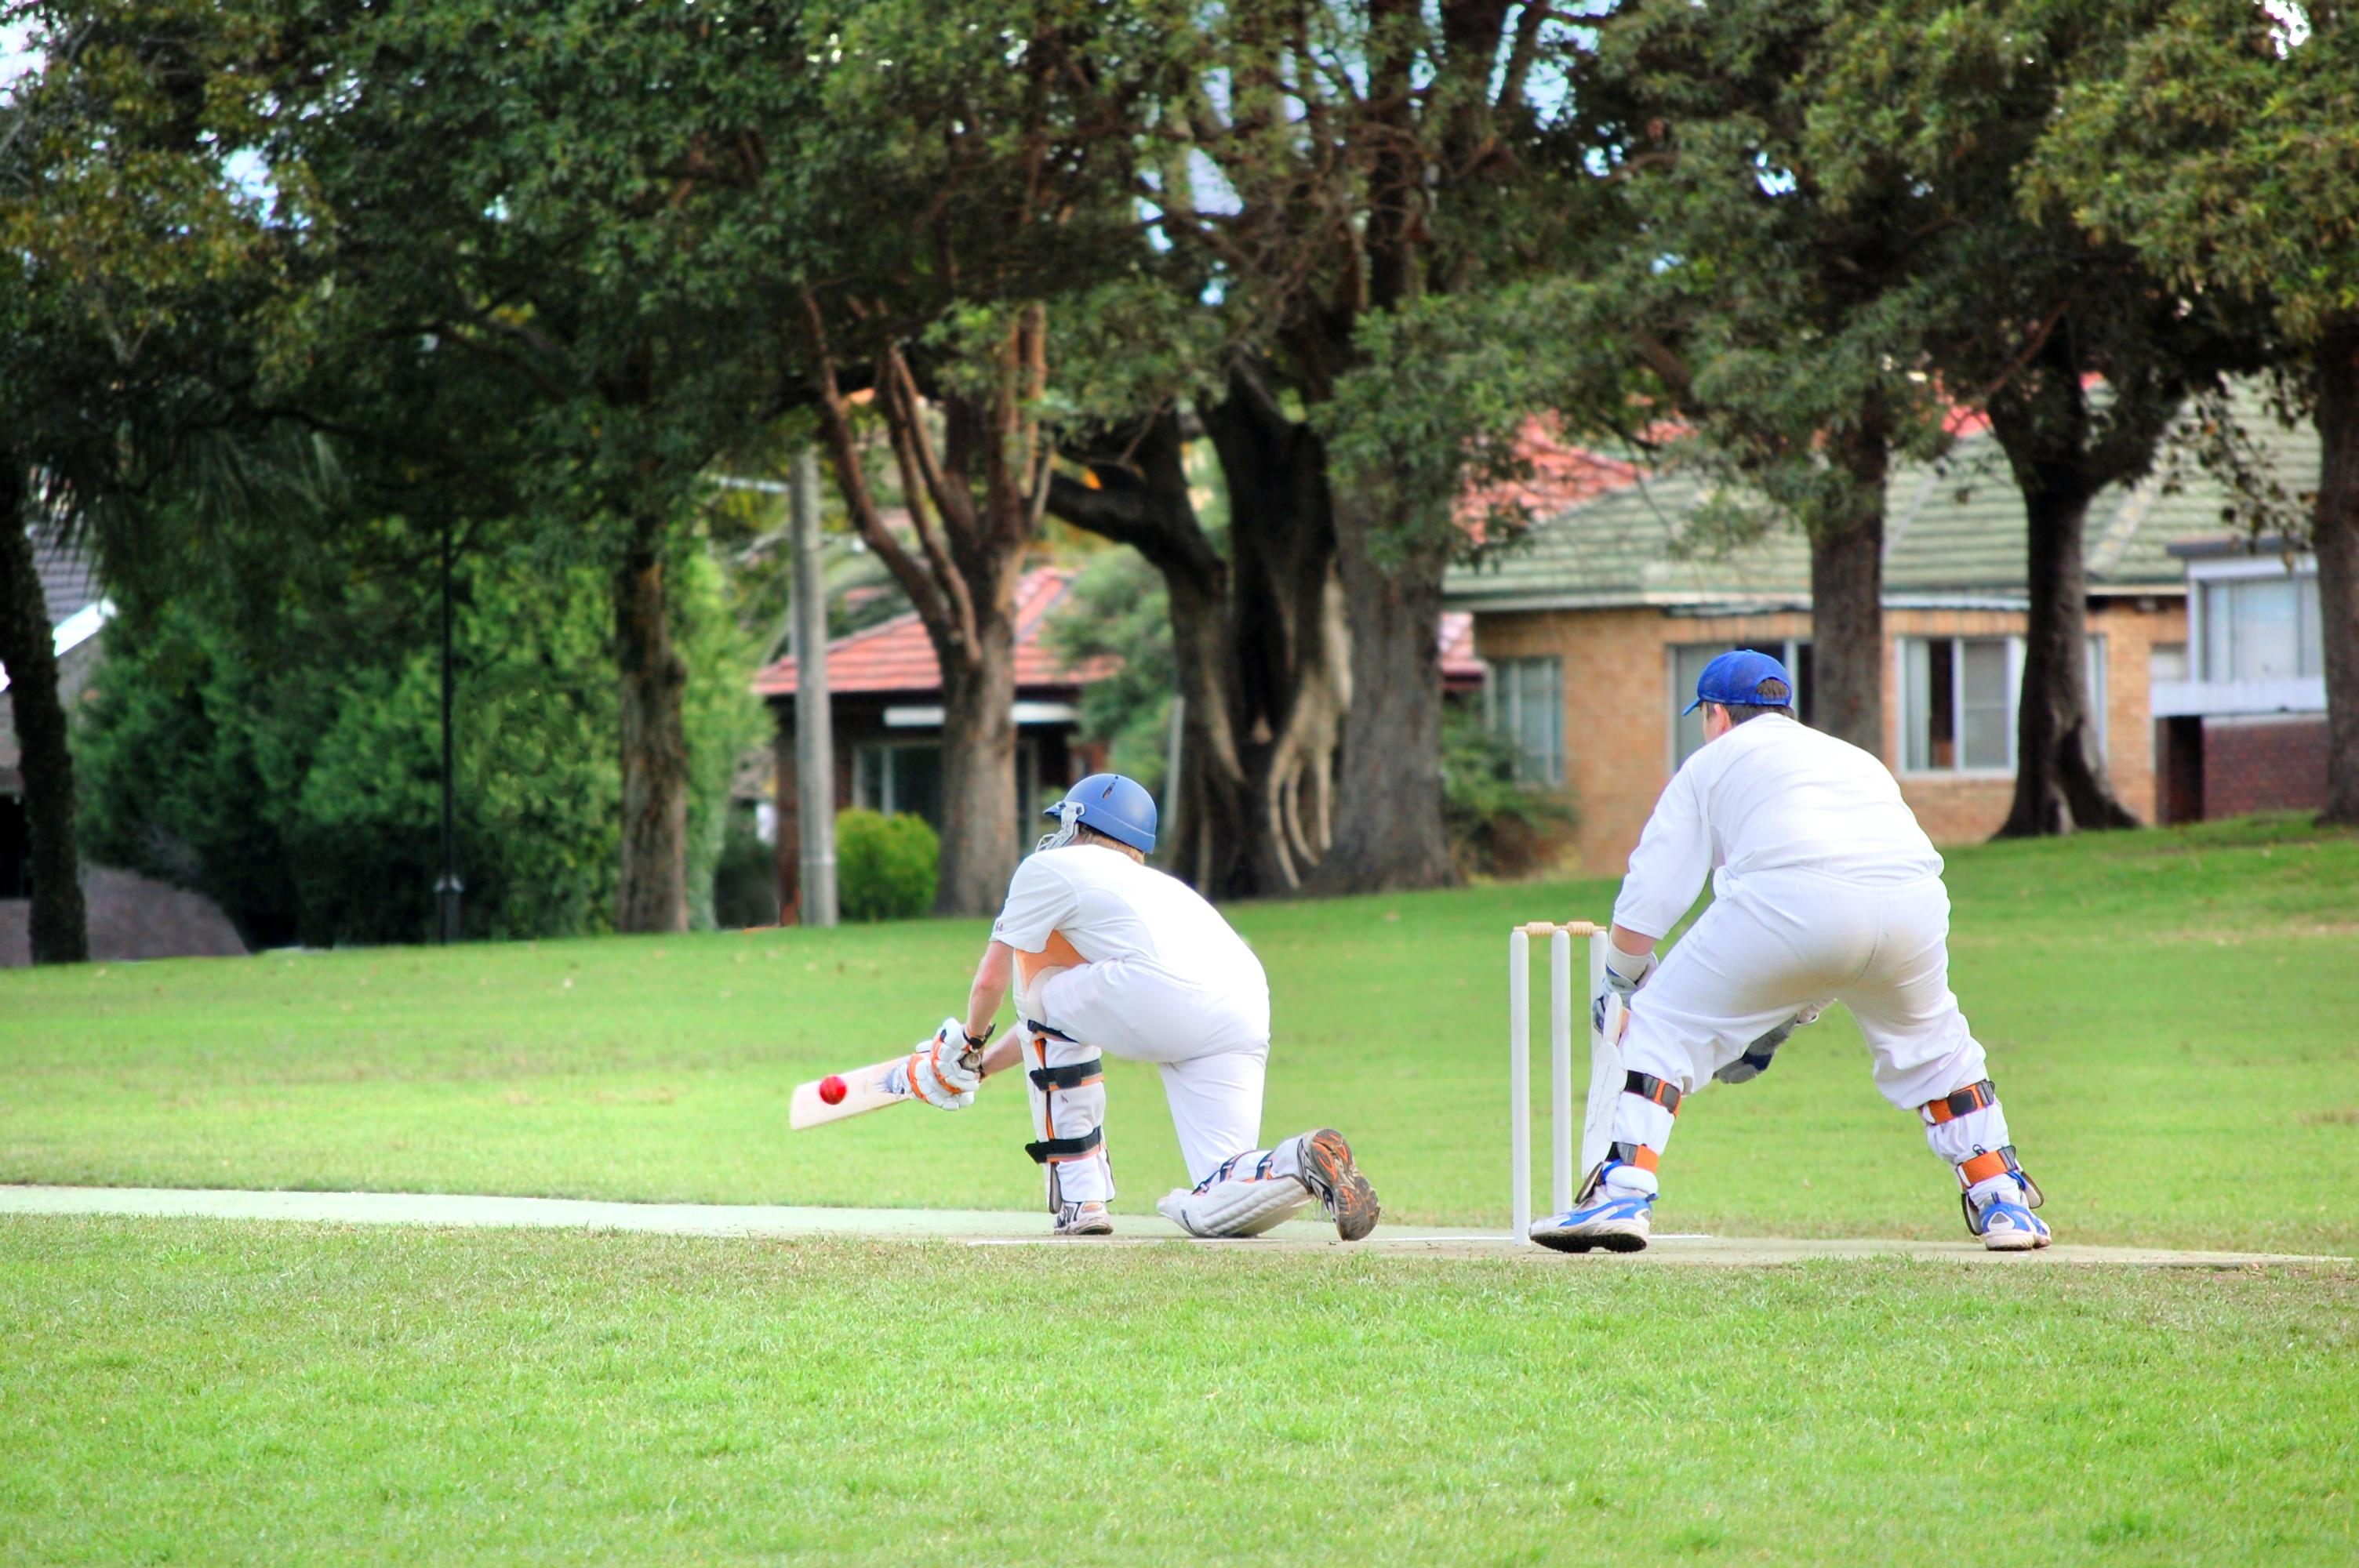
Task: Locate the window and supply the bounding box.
[1903,637,2013,772]
[1670,640,1812,768]
[1901,635,2113,775]
[1488,656,1565,786]
[2201,574,2323,681]
[853,742,943,826]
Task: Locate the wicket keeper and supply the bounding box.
[1535,649,2050,1254]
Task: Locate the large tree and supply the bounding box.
[1814,2,2263,834]
[780,0,1177,913]
[246,0,788,930]
[2033,0,2359,823]
[1129,0,1595,892]
[1572,0,1957,758]
[0,0,300,962]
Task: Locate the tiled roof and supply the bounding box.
[31,528,100,624]
[754,564,1488,701]
[1445,393,2320,612]
[754,565,1121,698]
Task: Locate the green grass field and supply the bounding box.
[4,815,2355,1250]
[4,1222,2353,1566]
[4,816,2357,1563]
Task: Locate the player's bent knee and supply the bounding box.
[1160,1156,1313,1238]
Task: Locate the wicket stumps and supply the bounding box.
[1508,920,1610,1245]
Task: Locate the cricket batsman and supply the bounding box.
[903,772,1381,1240]
[1534,649,2050,1254]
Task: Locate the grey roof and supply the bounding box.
[29,528,101,625]
[1447,397,2323,613]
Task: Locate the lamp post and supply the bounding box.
[436,514,463,942]
[791,448,838,927]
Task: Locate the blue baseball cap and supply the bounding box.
[1682,649,1795,715]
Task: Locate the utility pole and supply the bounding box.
[435,514,463,942]
[791,447,838,927]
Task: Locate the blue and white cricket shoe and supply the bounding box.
[1530,1177,1654,1254]
[1968,1181,2052,1251]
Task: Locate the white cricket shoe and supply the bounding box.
[1530,1171,1654,1254]
[1968,1180,2052,1251]
[1052,1201,1114,1237]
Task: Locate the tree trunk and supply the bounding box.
[1310,486,1454,894]
[1811,418,1888,758]
[933,599,1020,916]
[2316,318,2359,826]
[0,476,89,964]
[614,514,689,933]
[1202,367,1350,895]
[1989,379,2140,837]
[1049,376,1347,899]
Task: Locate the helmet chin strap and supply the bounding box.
[1035,799,1085,854]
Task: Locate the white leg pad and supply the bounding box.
[1155,1150,1314,1237]
[1023,1024,1110,1207]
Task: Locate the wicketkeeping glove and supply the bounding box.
[907,1017,984,1111]
[1603,943,1656,1000]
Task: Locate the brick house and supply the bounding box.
[752,567,1117,912]
[2151,535,2332,822]
[1440,412,2311,876]
[752,562,1488,912]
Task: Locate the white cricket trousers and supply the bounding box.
[1623,869,1990,1111]
[1033,958,1270,1201]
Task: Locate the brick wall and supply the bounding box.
[1474,595,2187,877]
[2200,715,2329,818]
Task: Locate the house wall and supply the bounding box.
[766,695,1087,922]
[1474,596,2186,877]
[2197,715,2329,818]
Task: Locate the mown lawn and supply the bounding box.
[1,1220,2353,1566]
[4,815,2355,1252]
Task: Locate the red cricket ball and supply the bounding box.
[817,1074,848,1105]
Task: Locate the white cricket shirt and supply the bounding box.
[1612,713,1944,939]
[991,845,1268,997]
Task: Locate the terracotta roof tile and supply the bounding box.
[754,565,1119,698]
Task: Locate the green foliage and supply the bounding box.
[709,809,780,931]
[1043,550,1174,796]
[834,810,940,923]
[1439,704,1577,879]
[75,528,755,948]
[2030,1,2359,347]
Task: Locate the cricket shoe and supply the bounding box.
[1530,1173,1652,1254]
[1295,1128,1381,1242]
[1967,1180,2051,1251]
[1052,1201,1115,1237]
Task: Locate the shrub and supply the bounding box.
[1441,704,1578,879]
[835,809,940,921]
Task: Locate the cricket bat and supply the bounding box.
[789,1036,1005,1131]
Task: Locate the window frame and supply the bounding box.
[1897,635,2021,779]
[2195,568,2324,683]
[1485,654,1566,788]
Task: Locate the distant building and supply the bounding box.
[0,529,111,898]
[752,567,1116,915]
[1,528,246,965]
[751,562,1488,913]
[1443,407,2328,875]
[2151,538,2329,822]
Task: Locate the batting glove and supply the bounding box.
[907,1018,983,1111]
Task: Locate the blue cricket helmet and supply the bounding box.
[1044,772,1158,855]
